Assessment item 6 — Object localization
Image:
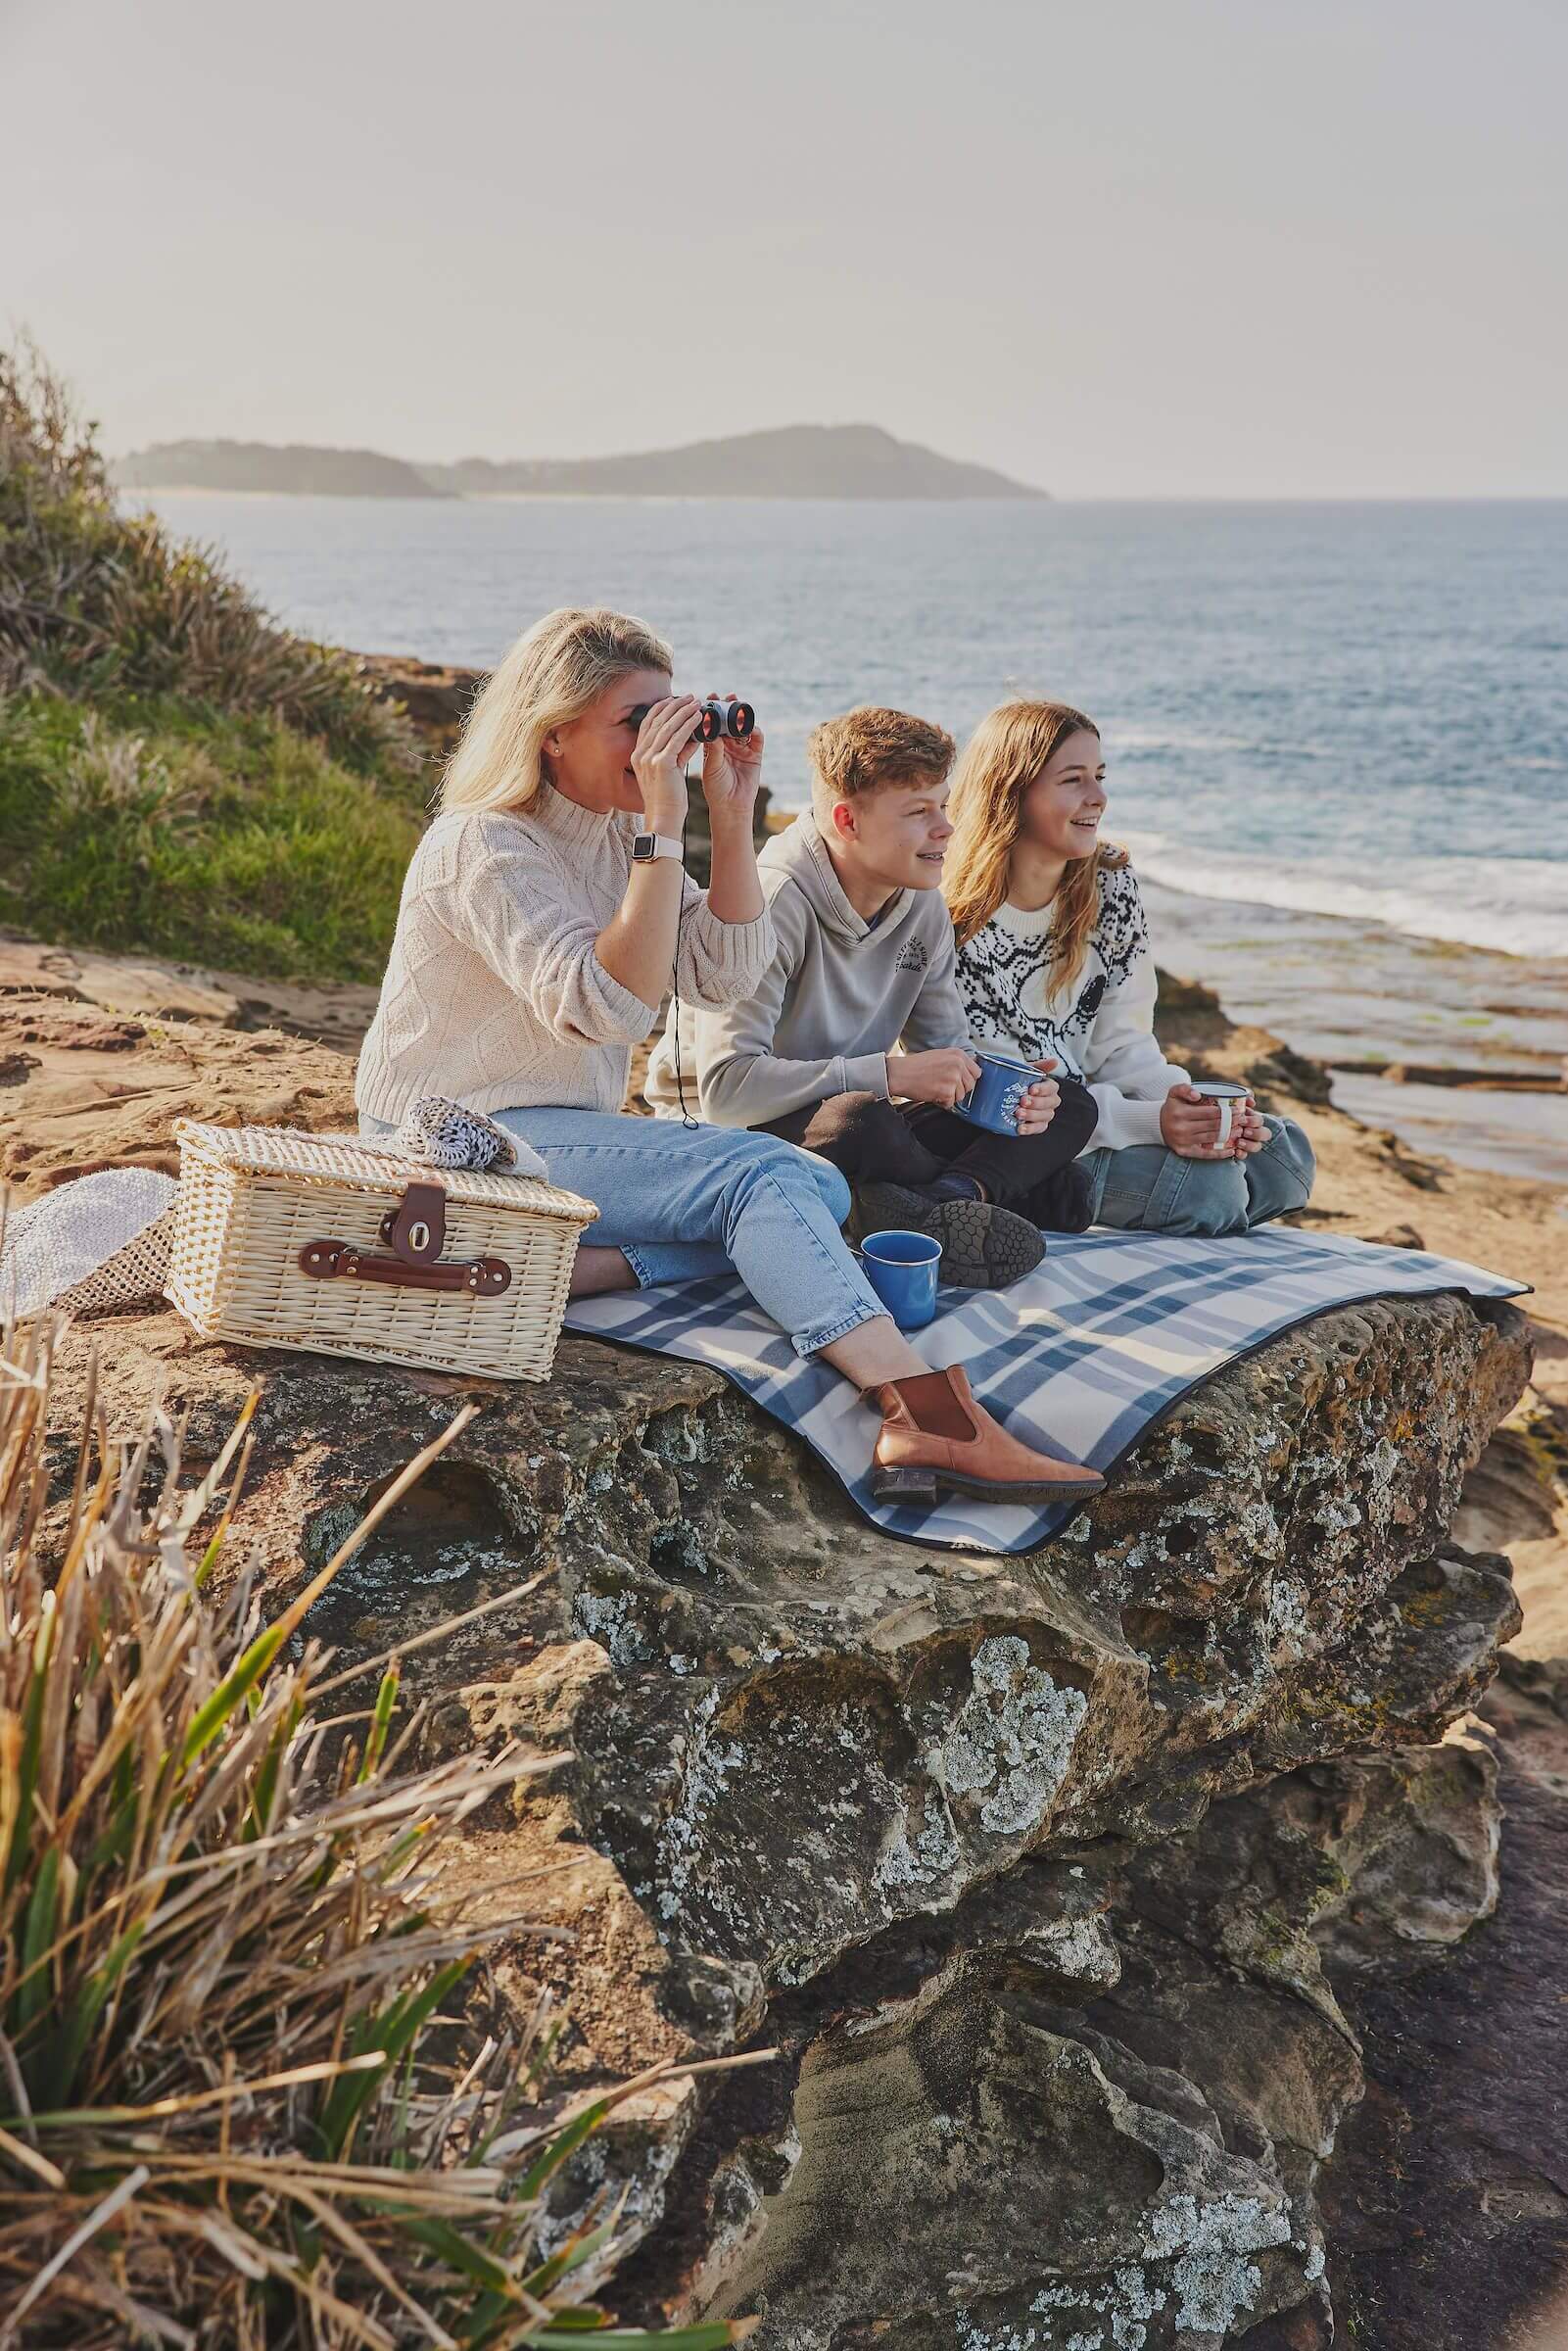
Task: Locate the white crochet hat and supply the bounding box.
[0,1170,178,1324]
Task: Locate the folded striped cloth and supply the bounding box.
[564,1225,1526,1555]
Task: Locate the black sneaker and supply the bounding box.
[854,1181,1046,1291]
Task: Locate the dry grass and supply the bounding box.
[0,1320,757,2350]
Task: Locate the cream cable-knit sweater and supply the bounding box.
[355,786,775,1126]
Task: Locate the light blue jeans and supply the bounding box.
[360,1107,887,1358]
[1082,1114,1316,1236]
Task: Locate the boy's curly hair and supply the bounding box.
[807,706,956,814]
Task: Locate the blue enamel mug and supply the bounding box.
[860,1228,942,1331]
[954,1049,1041,1135]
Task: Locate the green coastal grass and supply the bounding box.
[1,336,432,980]
[0,687,423,980]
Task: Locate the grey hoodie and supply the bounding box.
[644,815,968,1126]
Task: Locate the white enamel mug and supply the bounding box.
[1190,1080,1253,1150]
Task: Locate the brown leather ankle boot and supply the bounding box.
[868,1366,1104,1508]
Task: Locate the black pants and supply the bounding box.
[762,1085,1098,1231]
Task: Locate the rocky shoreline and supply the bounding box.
[6,936,1566,2345]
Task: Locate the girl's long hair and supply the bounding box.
[944,699,1126,997]
[440,604,673,816]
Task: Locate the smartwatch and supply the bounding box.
[632,833,685,865]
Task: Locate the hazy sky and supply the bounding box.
[5,0,1565,496]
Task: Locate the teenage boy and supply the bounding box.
[646,707,1097,1288]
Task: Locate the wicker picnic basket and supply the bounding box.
[166,1122,598,1381]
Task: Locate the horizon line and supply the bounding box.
[117,485,1568,505]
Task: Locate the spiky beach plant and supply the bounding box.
[0,1319,755,2350]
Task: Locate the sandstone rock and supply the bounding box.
[354,653,482,754]
[47,1285,1525,1984]
[1454,1338,1568,1660]
[1307,1655,1568,2349]
[697,1975,1313,2349]
[656,1733,1506,2348]
[37,1256,1529,2341]
[1281,1733,1501,1977]
[0,934,380,1050]
[0,1001,356,1200]
[1154,969,1227,1036]
[0,934,243,1024]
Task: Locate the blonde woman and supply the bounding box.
[356,608,1101,1510]
[945,700,1315,1235]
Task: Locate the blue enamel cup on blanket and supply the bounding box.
[954,1049,1040,1136]
[860,1229,942,1331]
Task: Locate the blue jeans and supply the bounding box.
[1082,1114,1316,1236]
[360,1107,886,1359]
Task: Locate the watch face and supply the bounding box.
[633,836,652,861]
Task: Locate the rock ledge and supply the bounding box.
[44,1271,1530,2349]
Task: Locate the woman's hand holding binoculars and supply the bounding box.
[630,696,704,837]
[630,693,762,838]
[699,692,764,831]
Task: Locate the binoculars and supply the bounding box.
[630,696,756,742]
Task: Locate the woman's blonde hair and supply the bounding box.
[944,699,1126,997]
[440,605,673,816]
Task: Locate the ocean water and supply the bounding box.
[135,492,1568,962]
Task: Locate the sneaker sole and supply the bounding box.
[856,1185,1045,1291]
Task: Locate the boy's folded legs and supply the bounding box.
[848,1088,1101,1276]
[763,1090,949,1186]
[902,1077,1099,1224]
[853,1182,1046,1289]
[761,1090,1048,1291]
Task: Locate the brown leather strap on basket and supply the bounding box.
[300,1179,511,1296]
[299,1239,511,1295]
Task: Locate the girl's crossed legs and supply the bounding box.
[1083,1114,1316,1236]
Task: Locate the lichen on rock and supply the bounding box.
[929,1634,1090,1835]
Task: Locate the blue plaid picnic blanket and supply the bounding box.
[563,1226,1527,1555]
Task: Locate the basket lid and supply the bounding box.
[173,1121,598,1228]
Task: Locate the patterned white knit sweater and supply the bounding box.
[356,786,775,1125]
[954,862,1189,1154]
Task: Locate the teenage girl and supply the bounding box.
[943,700,1315,1235]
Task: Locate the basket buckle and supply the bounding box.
[379,1182,448,1265]
[300,1179,512,1297]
